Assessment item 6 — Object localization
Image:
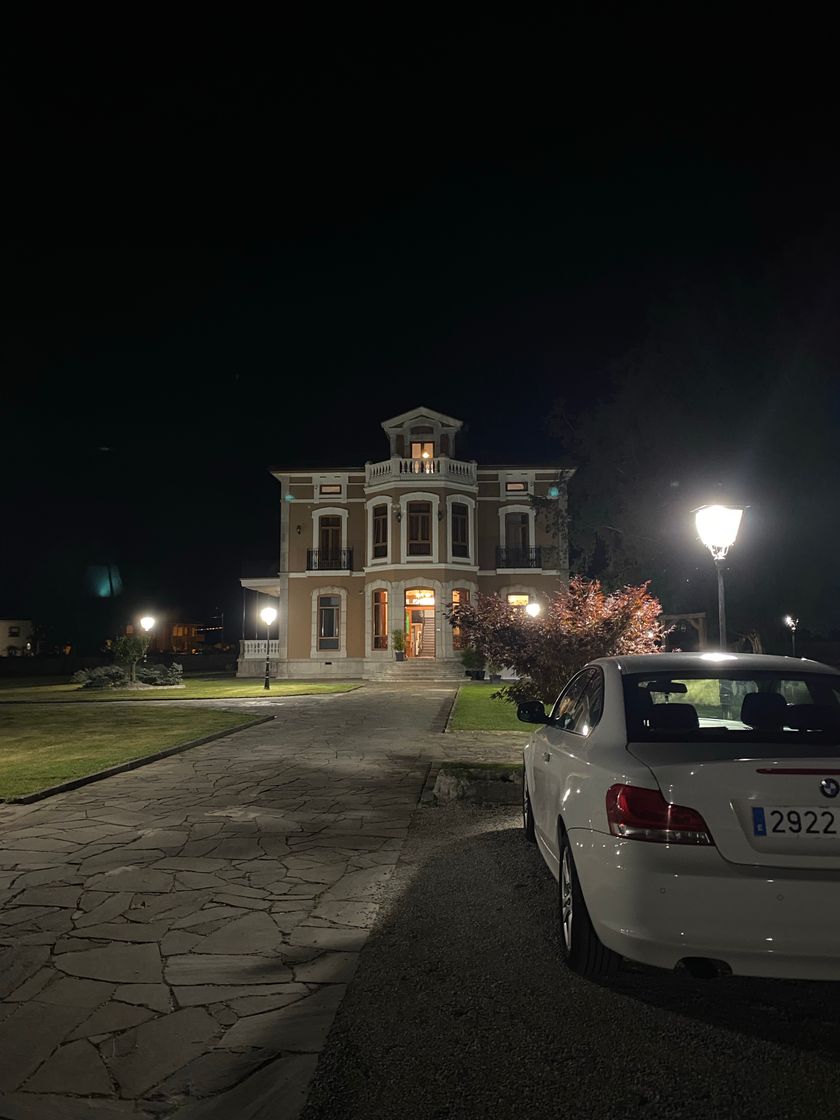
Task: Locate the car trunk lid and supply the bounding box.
[628,741,840,868]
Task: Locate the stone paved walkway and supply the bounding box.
[0,683,529,1119]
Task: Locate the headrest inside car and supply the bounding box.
[740,692,787,729]
[647,704,699,731]
[784,704,840,731]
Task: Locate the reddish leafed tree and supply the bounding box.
[449,577,663,703]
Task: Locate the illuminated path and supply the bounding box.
[0,684,473,1119]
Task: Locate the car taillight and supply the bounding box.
[605,784,714,846]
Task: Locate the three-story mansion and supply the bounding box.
[238,406,574,679]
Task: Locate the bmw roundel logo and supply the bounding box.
[821,778,840,798]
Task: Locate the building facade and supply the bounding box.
[0,619,34,657]
[238,407,574,679]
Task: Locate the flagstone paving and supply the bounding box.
[0,684,524,1118]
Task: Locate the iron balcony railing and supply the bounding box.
[306,548,353,571]
[496,546,542,569]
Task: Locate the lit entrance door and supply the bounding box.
[405,589,435,658]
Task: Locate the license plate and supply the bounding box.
[752,806,839,837]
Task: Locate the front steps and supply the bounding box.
[370,658,466,681]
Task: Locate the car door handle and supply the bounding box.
[542,751,551,762]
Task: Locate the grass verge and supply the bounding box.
[0,676,359,703]
[448,682,524,731]
[0,706,265,799]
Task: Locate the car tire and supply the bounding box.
[558,829,620,979]
[523,772,536,843]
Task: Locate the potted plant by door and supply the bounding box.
[392,629,407,661]
[460,646,486,681]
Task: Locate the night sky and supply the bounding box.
[4,30,840,650]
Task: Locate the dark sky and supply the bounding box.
[3,28,839,647]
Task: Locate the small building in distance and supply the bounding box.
[0,619,34,657]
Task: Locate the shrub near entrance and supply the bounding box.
[449,577,663,703]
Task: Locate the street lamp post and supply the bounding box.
[139,615,155,663]
[260,606,277,691]
[695,505,743,650]
[784,615,798,657]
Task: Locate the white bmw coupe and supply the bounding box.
[519,652,840,981]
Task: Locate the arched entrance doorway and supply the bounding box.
[405,588,435,658]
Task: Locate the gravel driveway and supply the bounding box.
[301,804,840,1120]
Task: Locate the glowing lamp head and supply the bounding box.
[139,616,155,632]
[260,606,278,626]
[548,485,560,499]
[695,505,743,559]
[525,602,541,618]
[784,615,798,630]
[421,451,431,459]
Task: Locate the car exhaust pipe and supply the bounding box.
[677,957,733,980]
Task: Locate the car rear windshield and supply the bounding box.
[623,670,840,743]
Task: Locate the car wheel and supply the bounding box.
[523,772,536,842]
[558,830,620,979]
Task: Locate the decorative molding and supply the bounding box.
[498,470,535,499]
[289,571,364,578]
[313,474,348,503]
[361,562,478,573]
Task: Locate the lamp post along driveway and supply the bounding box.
[695,505,743,650]
[139,615,155,664]
[260,606,277,690]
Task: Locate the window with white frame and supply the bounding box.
[318,516,341,554]
[407,501,433,556]
[372,505,388,559]
[372,589,388,649]
[505,512,530,552]
[317,595,340,650]
[451,503,469,558]
[451,588,470,649]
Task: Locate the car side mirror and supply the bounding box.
[517,700,549,724]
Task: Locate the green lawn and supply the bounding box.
[0,676,359,703]
[449,682,527,731]
[0,706,266,799]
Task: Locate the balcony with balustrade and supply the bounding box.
[365,456,477,489]
[495,545,561,570]
[306,548,353,571]
[240,639,281,660]
[496,546,542,569]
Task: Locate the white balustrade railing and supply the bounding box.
[240,640,282,658]
[365,457,477,486]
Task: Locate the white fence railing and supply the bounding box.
[365,457,477,486]
[240,640,282,658]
